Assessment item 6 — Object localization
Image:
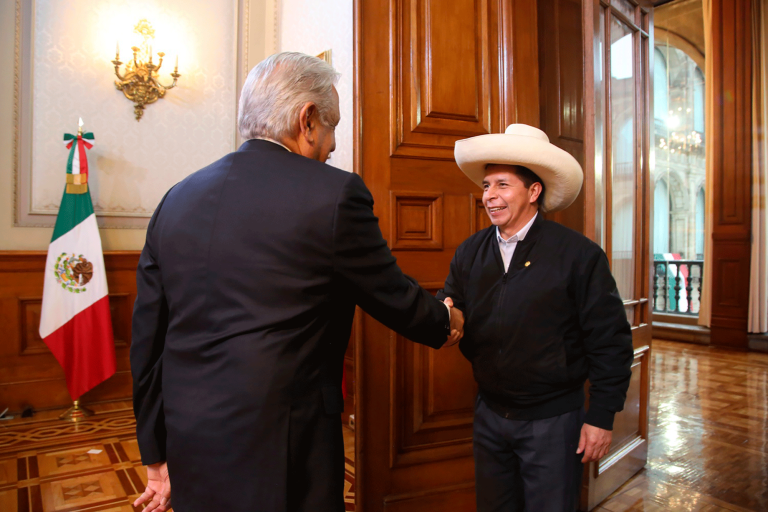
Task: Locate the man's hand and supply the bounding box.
[443,297,464,347]
[134,462,171,511]
[576,424,612,463]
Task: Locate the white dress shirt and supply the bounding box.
[497,212,538,273]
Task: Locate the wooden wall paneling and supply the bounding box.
[539,0,587,234]
[356,0,540,508]
[502,0,541,126]
[708,0,752,349]
[0,251,140,413]
[470,192,493,234]
[392,0,494,161]
[390,191,444,250]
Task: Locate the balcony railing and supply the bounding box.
[653,260,704,316]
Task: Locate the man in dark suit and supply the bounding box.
[130,52,463,512]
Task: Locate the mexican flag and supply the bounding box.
[39,129,116,400]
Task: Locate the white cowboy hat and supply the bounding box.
[454,124,584,213]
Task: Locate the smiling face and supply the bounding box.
[482,164,541,239]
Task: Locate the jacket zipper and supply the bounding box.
[494,271,508,389]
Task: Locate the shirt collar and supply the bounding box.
[252,137,292,153]
[496,211,538,243]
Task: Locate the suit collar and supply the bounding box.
[238,138,292,153]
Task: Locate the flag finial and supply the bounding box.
[78,117,84,136]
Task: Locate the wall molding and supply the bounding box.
[13,0,244,230]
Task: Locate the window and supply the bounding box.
[652,41,705,316]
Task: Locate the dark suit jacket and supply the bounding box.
[130,139,450,512]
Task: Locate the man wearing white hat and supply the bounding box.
[438,124,633,511]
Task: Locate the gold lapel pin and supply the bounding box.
[525,261,531,267]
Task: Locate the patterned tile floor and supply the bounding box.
[0,405,354,512]
[1,340,765,511]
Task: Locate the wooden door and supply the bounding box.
[581,0,653,508]
[353,0,538,509]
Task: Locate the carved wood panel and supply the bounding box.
[470,193,492,233]
[708,0,752,348]
[18,293,131,356]
[392,304,476,466]
[392,0,493,161]
[539,0,586,234]
[713,0,752,227]
[19,298,47,355]
[390,191,444,250]
[357,0,538,508]
[0,252,140,412]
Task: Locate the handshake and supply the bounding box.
[443,297,464,348]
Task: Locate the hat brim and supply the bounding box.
[454,134,584,213]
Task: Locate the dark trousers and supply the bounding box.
[473,395,584,512]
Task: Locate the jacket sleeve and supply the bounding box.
[332,172,450,349]
[436,247,466,313]
[577,248,634,431]
[130,192,171,465]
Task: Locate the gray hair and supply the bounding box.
[238,52,341,141]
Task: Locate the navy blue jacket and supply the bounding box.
[130,140,450,512]
[438,214,633,430]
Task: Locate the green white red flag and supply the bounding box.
[39,129,116,400]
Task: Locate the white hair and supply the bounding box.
[238,52,341,141]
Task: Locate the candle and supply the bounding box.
[116,41,119,58]
[175,55,178,70]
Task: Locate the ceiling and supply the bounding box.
[654,0,705,56]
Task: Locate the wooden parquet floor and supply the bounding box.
[1,339,765,511]
[595,340,768,511]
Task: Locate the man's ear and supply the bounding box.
[529,182,542,204]
[298,102,317,142]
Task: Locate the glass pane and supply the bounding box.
[596,7,607,248]
[652,39,707,317]
[610,16,635,301]
[625,305,635,326]
[612,0,636,22]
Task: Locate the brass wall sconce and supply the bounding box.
[111,19,180,121]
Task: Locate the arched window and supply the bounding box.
[695,187,705,258]
[653,40,705,264]
[694,67,705,135]
[654,48,669,123]
[654,179,670,255]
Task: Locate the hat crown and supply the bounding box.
[504,124,549,143]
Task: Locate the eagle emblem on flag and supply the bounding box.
[53,253,94,292]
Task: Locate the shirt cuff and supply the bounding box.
[443,301,451,334]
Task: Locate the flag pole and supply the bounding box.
[59,400,94,422]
